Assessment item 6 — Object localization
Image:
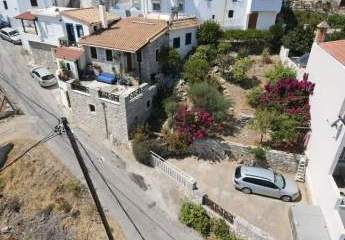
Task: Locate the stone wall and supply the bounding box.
[66,82,156,144]
[140,33,169,82]
[227,141,303,173]
[29,41,57,71]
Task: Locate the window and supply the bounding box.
[89,104,96,112]
[90,47,97,59]
[185,33,192,45]
[76,25,84,37]
[178,0,184,11]
[173,37,180,49]
[152,1,161,11]
[212,15,215,20]
[3,0,7,10]
[155,49,159,62]
[106,49,113,61]
[30,0,38,7]
[228,10,234,18]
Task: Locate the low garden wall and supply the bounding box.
[227,141,303,173]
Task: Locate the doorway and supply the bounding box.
[126,52,132,72]
[248,12,258,29]
[65,23,76,43]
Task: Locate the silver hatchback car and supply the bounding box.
[233,166,300,202]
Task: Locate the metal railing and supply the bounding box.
[71,82,89,94]
[98,90,120,102]
[150,151,197,191]
[203,195,235,224]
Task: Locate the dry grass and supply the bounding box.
[0,138,126,240]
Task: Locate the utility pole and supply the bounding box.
[61,117,114,240]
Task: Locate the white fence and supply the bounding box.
[150,151,197,191]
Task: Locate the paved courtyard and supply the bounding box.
[169,157,311,240]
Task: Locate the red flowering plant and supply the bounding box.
[259,75,315,122]
[173,105,219,145]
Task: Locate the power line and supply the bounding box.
[0,125,61,173]
[76,137,181,240]
[75,137,147,240]
[61,117,114,240]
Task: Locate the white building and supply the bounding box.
[0,0,69,28]
[306,39,345,240]
[15,7,72,68]
[116,0,282,30]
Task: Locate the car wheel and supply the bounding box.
[281,195,292,202]
[241,187,252,194]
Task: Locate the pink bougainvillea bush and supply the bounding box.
[259,76,315,122]
[173,105,219,145]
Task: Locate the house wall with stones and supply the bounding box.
[140,33,169,82]
[65,81,156,143]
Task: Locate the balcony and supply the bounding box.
[59,36,77,47]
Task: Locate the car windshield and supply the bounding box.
[274,173,285,189]
[9,30,19,36]
[42,74,55,80]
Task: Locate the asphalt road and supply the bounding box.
[0,39,202,240]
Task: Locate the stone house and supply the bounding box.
[79,16,169,82]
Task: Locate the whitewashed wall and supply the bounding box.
[62,16,91,43]
[169,27,197,58]
[306,42,345,240]
[256,11,277,30]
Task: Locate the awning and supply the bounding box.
[55,47,84,61]
[15,11,37,21]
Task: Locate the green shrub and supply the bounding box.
[261,48,271,64]
[294,11,326,27]
[132,128,152,166]
[163,97,178,118]
[193,44,218,62]
[250,147,268,168]
[179,201,211,237]
[250,109,276,143]
[189,82,231,122]
[231,57,252,85]
[282,25,314,56]
[197,20,223,45]
[271,114,301,145]
[183,56,210,84]
[328,14,345,28]
[265,64,296,84]
[269,23,285,52]
[223,29,272,41]
[161,128,187,152]
[236,47,250,59]
[158,46,183,76]
[247,86,263,108]
[326,29,345,41]
[217,42,232,55]
[211,218,241,240]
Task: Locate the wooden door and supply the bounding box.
[248,12,258,29]
[126,52,132,72]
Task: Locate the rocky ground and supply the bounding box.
[0,137,126,240]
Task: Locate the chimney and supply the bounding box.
[315,21,329,43]
[99,4,108,29]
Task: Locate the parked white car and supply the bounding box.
[30,67,57,87]
[0,27,21,44]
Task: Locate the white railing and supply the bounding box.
[150,151,197,191]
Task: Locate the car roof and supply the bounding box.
[1,27,16,33]
[240,166,274,182]
[34,67,51,76]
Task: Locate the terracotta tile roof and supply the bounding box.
[320,40,345,66]
[62,7,120,25]
[169,17,200,30]
[55,47,84,61]
[15,11,37,21]
[79,17,168,52]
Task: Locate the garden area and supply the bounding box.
[131,16,316,167]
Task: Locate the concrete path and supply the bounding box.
[0,39,202,240]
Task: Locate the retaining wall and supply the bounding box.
[227,141,303,173]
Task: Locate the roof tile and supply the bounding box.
[62,7,120,25]
[320,40,345,66]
